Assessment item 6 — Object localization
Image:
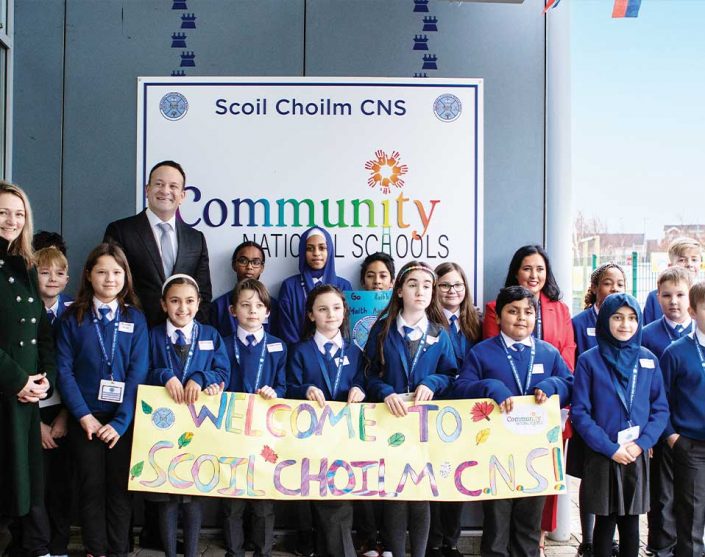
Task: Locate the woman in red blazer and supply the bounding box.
[483,245,575,552]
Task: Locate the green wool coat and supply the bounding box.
[0,237,56,517]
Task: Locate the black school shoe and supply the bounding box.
[442,546,464,557]
[426,548,444,557]
[577,542,593,557]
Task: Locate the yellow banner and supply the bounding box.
[128,385,566,501]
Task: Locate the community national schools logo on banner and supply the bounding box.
[433,94,462,122]
[160,92,189,121]
[502,405,551,436]
[364,150,408,194]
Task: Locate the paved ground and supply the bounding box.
[0,478,652,556]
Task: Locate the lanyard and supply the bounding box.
[692,334,705,370]
[166,323,198,380]
[233,332,268,391]
[534,299,543,340]
[314,342,346,399]
[92,308,120,378]
[610,363,639,426]
[499,335,536,395]
[393,325,428,393]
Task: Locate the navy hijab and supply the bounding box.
[298,226,338,292]
[595,293,643,385]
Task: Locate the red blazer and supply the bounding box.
[482,291,576,371]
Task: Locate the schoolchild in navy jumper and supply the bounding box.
[659,281,705,557]
[287,284,366,557]
[278,226,352,345]
[56,243,149,557]
[571,293,669,557]
[36,246,74,557]
[569,262,626,557]
[453,285,572,557]
[210,241,280,338]
[364,261,457,557]
[426,262,482,557]
[353,253,396,557]
[222,279,286,557]
[641,267,693,557]
[644,237,701,324]
[147,274,229,557]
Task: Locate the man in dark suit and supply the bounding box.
[103,160,211,551]
[103,160,212,326]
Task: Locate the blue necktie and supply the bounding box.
[514,343,526,353]
[402,326,414,341]
[674,324,684,338]
[158,222,176,277]
[323,341,335,362]
[99,306,111,327]
[46,309,56,325]
[246,334,257,348]
[175,329,187,346]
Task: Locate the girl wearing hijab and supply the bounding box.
[571,293,669,557]
[278,227,352,345]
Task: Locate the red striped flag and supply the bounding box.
[612,0,641,18]
[544,0,561,13]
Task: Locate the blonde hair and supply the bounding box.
[0,181,34,268]
[34,246,68,271]
[668,237,701,262]
[657,266,693,290]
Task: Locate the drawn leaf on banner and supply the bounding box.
[178,432,194,449]
[546,426,560,443]
[141,400,153,415]
[475,428,491,446]
[261,445,278,464]
[388,432,406,447]
[130,461,144,480]
[471,401,494,422]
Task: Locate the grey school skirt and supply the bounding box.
[581,447,649,516]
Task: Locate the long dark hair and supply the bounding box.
[301,284,351,340]
[67,243,141,323]
[435,261,481,343]
[504,245,562,301]
[372,261,445,367]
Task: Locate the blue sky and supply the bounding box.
[571,0,705,239]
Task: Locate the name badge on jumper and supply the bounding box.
[398,392,415,402]
[426,335,439,345]
[587,327,596,337]
[198,340,214,350]
[639,358,655,369]
[335,356,350,366]
[267,342,284,352]
[118,322,134,333]
[98,379,125,403]
[617,425,640,445]
[532,363,545,375]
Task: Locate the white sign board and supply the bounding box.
[137,77,483,303]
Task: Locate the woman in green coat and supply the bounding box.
[0,181,55,520]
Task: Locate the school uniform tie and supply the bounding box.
[157,222,176,277]
[449,315,461,353]
[246,334,257,349]
[175,329,187,346]
[46,309,56,325]
[99,306,111,327]
[674,324,684,338]
[323,341,338,387]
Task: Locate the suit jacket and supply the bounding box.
[103,210,212,326]
[482,291,576,370]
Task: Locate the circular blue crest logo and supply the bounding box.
[433,94,462,122]
[159,92,189,121]
[152,407,175,429]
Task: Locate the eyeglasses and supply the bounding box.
[235,256,263,268]
[438,282,465,292]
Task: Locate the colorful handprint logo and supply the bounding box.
[364,150,408,194]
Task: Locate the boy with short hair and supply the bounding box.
[644,237,701,325]
[454,285,573,557]
[659,281,705,557]
[643,266,693,557]
[35,246,72,328]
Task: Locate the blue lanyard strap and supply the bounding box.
[314,343,347,399]
[499,335,536,395]
[610,363,639,425]
[166,323,198,380]
[692,334,705,369]
[92,308,120,378]
[233,332,268,391]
